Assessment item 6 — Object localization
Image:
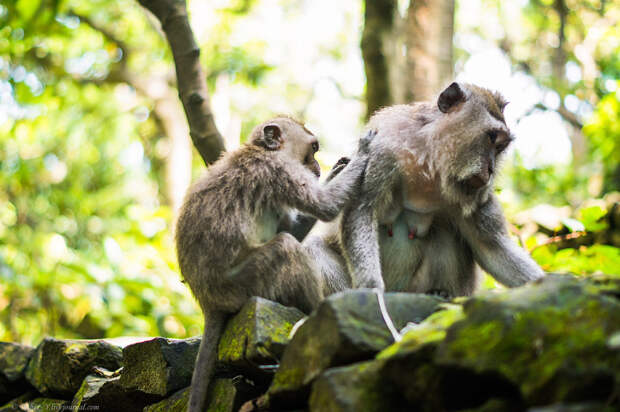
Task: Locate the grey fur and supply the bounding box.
[305,82,544,298]
[176,116,373,412]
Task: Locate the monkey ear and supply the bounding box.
[438,82,466,113]
[261,124,283,150]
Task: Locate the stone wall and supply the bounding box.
[1,274,618,411]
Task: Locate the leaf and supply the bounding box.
[16,0,42,22]
[579,206,608,232]
[561,218,585,233]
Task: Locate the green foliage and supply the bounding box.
[0,0,618,345]
[533,245,620,275]
[583,89,620,192]
[0,0,278,345]
[578,205,608,232]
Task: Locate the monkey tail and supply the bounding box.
[187,311,226,412]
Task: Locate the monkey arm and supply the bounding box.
[456,196,545,287]
[278,213,316,242]
[279,158,353,241]
[341,202,384,290]
[340,150,401,292]
[289,154,368,222]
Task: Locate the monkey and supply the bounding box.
[175,116,374,412]
[279,156,353,242]
[304,82,544,299]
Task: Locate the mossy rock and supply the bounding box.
[145,377,262,412]
[0,391,37,412]
[143,387,189,412]
[268,290,443,408]
[72,373,160,412]
[217,297,305,369]
[309,359,407,412]
[0,342,36,405]
[0,395,67,412]
[119,337,200,397]
[25,338,122,398]
[376,275,620,410]
[206,377,264,412]
[0,343,33,383]
[437,275,620,406]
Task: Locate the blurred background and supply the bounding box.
[0,0,618,344]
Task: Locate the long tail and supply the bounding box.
[187,311,226,412]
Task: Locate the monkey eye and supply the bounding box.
[312,142,319,153]
[496,141,509,153]
[487,130,498,144]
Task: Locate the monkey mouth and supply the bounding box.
[457,175,489,196]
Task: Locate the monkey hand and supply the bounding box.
[334,156,351,169]
[357,129,378,155]
[325,157,350,182]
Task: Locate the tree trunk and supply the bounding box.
[361,0,398,119]
[405,0,455,102]
[361,0,455,117]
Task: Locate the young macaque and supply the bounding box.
[175,116,374,412]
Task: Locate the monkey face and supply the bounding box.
[437,83,512,199]
[279,119,321,178]
[251,117,321,179]
[303,141,321,178]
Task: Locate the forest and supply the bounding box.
[0,0,619,346]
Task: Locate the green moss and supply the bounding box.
[144,387,189,412]
[309,360,394,412]
[377,305,464,360]
[437,278,620,403]
[217,297,303,364]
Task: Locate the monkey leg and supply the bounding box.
[221,232,324,314]
[408,224,479,297]
[341,202,384,290]
[303,234,351,296]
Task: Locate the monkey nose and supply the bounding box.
[467,173,488,189]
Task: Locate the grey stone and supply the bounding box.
[72,373,159,412]
[0,391,37,412]
[143,387,189,412]
[144,377,262,412]
[25,338,122,398]
[0,342,35,405]
[217,297,305,369]
[309,360,406,412]
[0,343,33,382]
[119,337,200,397]
[375,275,620,410]
[0,394,67,412]
[268,290,442,408]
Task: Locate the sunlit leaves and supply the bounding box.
[583,89,620,192]
[533,244,620,276]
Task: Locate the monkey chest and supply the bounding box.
[248,209,284,247]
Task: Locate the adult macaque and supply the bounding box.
[305,82,544,298]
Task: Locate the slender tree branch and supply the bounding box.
[534,103,583,129]
[500,40,584,130]
[137,0,226,165]
[528,231,587,252]
[69,11,130,62]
